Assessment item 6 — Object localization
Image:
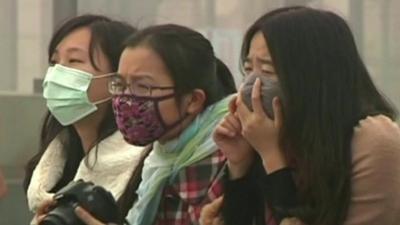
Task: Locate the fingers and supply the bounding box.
[215,114,242,138]
[75,206,104,225]
[229,95,238,114]
[214,125,235,138]
[207,196,224,214]
[200,196,224,225]
[236,88,251,124]
[36,214,47,224]
[212,217,224,225]
[35,198,57,223]
[280,217,305,225]
[225,114,242,133]
[251,78,265,115]
[37,199,56,214]
[35,199,57,224]
[272,97,283,129]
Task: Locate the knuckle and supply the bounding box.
[251,94,260,101]
[242,125,251,136]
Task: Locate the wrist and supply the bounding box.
[227,156,254,180]
[259,149,288,174]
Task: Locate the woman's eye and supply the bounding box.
[69,59,84,64]
[261,70,274,75]
[243,67,252,73]
[261,65,275,74]
[136,83,150,91]
[131,83,151,96]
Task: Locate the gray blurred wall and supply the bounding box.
[0,94,46,224]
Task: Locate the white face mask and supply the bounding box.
[42,64,113,126]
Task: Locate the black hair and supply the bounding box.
[23,14,136,218]
[239,6,397,225]
[123,24,237,107]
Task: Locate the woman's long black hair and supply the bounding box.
[240,6,397,225]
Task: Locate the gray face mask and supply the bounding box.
[240,73,281,119]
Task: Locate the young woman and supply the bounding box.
[24,15,145,220]
[35,24,237,225]
[202,6,400,225]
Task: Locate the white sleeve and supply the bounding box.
[26,137,66,212]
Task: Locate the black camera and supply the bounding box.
[40,180,119,225]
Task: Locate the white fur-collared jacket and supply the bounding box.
[27,131,144,212]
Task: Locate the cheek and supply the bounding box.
[71,61,97,74]
[157,98,181,124]
[87,78,111,102]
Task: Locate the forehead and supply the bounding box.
[247,31,270,58]
[118,46,172,83]
[55,27,92,53]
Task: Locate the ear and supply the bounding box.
[184,89,206,115]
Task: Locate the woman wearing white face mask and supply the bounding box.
[23,15,146,223]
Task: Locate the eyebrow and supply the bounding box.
[257,58,273,66]
[244,57,273,66]
[243,57,252,64]
[126,73,156,82]
[53,47,88,54]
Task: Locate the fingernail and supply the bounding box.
[74,206,82,214]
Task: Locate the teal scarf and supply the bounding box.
[126,96,231,225]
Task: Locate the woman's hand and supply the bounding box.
[280,217,305,225]
[33,199,57,224]
[35,202,109,225]
[213,100,255,179]
[236,78,287,173]
[200,196,224,225]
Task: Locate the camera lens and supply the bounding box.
[40,215,67,225]
[40,204,82,225]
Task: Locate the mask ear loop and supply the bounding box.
[90,72,116,105]
[92,72,117,79]
[92,96,112,105]
[160,94,192,136]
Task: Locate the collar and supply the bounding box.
[27,131,144,212]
